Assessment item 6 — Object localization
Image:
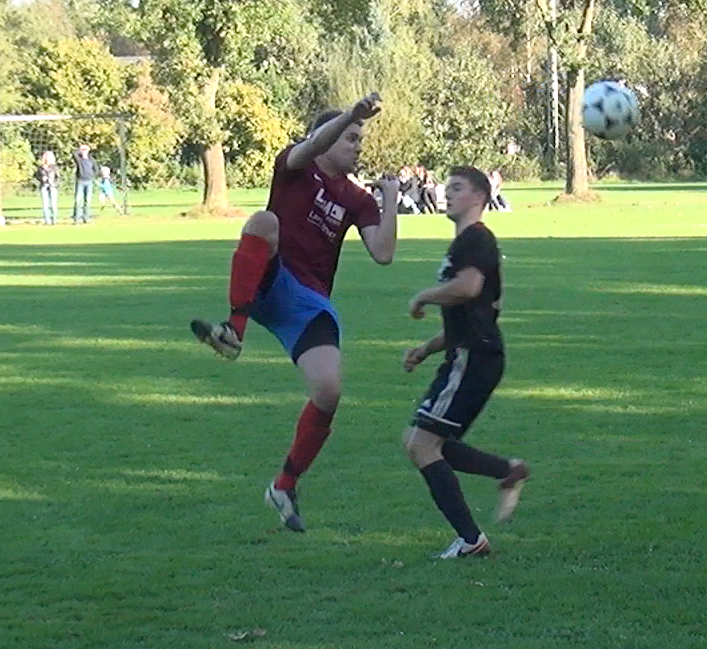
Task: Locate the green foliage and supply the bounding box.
[120,62,183,188]
[422,45,508,172]
[22,38,124,114]
[0,132,33,194]
[219,81,295,187]
[587,6,707,178]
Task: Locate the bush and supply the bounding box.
[0,134,33,193]
[499,154,543,182]
[219,81,295,188]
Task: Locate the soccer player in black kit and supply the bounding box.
[402,166,529,559]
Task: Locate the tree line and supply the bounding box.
[1,0,707,211]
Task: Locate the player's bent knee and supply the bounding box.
[242,210,279,242]
[311,377,341,414]
[404,427,443,467]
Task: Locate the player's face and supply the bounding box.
[445,176,484,221]
[326,123,364,174]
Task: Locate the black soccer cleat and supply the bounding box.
[190,318,242,360]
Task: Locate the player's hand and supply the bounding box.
[403,346,428,373]
[372,173,400,199]
[409,294,426,319]
[351,93,382,121]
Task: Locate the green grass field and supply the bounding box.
[2,184,707,649]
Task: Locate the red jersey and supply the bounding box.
[266,146,380,296]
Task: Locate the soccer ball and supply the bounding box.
[582,80,639,140]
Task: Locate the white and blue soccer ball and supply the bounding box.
[582,80,640,140]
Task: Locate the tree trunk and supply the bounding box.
[563,0,595,195]
[545,0,559,177]
[202,141,228,211]
[201,66,228,211]
[565,68,589,195]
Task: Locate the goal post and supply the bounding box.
[0,112,129,223]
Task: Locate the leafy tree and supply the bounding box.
[422,45,508,173]
[219,81,295,187]
[537,0,597,196]
[101,0,316,212]
[121,62,184,187]
[18,37,126,170]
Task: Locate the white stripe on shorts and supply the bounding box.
[430,348,469,420]
[415,409,463,428]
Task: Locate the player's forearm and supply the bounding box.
[423,331,445,356]
[370,195,397,264]
[416,277,478,306]
[288,111,356,169]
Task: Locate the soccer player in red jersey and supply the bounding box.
[191,93,400,532]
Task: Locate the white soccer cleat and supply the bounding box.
[190,318,242,360]
[264,481,305,532]
[436,533,491,559]
[496,459,529,523]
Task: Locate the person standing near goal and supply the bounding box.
[190,93,400,532]
[72,144,100,224]
[36,151,60,225]
[98,166,124,215]
[402,166,528,559]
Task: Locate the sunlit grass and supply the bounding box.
[2,185,707,649]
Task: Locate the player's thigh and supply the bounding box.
[296,343,341,413]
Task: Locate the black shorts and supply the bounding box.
[412,348,504,439]
[291,311,340,363]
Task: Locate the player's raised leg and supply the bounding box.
[403,426,490,558]
[265,342,341,532]
[190,210,278,358]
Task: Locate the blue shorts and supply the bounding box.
[250,257,340,359]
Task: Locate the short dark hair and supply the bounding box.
[448,165,492,206]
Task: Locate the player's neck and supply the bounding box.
[455,210,483,235]
[314,155,345,179]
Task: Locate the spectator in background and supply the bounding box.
[36,150,60,225]
[98,166,124,215]
[416,165,438,214]
[72,144,100,224]
[398,166,421,214]
[488,169,512,212]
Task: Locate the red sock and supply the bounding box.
[228,233,272,339]
[274,401,334,490]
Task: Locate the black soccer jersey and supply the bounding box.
[438,222,503,354]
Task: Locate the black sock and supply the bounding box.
[420,460,480,544]
[442,439,510,479]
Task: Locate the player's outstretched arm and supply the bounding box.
[287,93,382,170]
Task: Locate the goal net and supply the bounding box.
[0,113,128,224]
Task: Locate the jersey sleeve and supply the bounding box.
[454,226,497,275]
[353,189,381,231]
[272,145,302,184]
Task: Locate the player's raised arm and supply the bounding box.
[360,174,399,265]
[286,93,382,171]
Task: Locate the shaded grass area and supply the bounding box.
[1,214,707,648]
